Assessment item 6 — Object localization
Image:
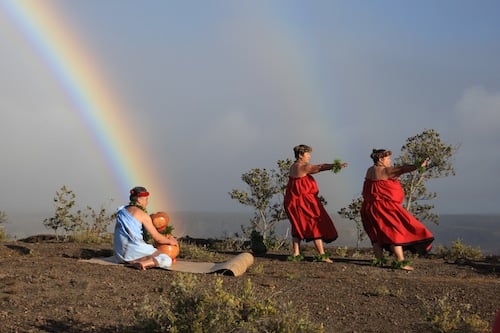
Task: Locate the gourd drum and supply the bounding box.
[150,211,179,259]
[154,243,180,259]
[150,211,169,232]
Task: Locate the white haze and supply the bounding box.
[1,1,499,240]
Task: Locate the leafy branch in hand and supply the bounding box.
[332,159,344,174]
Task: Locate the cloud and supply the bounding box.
[197,109,261,151]
[2,0,500,226]
[456,86,500,135]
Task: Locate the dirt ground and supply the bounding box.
[0,237,499,333]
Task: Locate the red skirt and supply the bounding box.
[361,178,434,253]
[284,175,338,242]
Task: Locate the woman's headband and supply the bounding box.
[130,189,149,197]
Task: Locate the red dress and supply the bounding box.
[284,175,338,242]
[361,178,434,253]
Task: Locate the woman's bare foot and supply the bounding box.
[130,257,157,270]
[131,262,147,270]
[400,264,414,271]
[314,253,333,263]
[391,260,414,271]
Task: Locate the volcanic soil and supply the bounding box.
[0,237,499,333]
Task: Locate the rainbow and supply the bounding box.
[1,1,173,211]
[1,1,351,233]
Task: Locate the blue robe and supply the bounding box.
[113,206,172,267]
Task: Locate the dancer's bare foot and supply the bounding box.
[391,260,414,271]
[314,253,333,263]
[400,264,414,271]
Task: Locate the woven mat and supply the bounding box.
[80,252,254,277]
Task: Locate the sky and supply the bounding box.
[1,0,500,236]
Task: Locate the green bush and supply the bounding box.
[134,273,324,333]
[428,295,462,332]
[43,185,115,243]
[0,226,7,242]
[178,241,228,262]
[462,314,491,333]
[364,286,403,297]
[70,231,113,244]
[435,239,483,261]
[335,246,349,258]
[422,294,490,333]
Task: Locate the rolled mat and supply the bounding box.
[80,252,254,277]
[168,253,254,276]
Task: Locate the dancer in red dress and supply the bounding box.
[361,149,434,271]
[284,145,347,262]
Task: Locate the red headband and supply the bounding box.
[131,190,149,197]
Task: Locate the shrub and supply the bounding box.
[134,273,324,333]
[43,185,76,240]
[247,263,264,275]
[178,241,227,262]
[0,226,7,242]
[462,314,490,333]
[43,185,115,243]
[435,239,483,261]
[0,210,7,241]
[422,293,491,333]
[71,205,115,244]
[428,295,462,332]
[364,286,403,297]
[335,246,349,258]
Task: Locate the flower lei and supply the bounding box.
[128,201,147,213]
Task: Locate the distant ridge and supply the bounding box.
[5,211,500,255]
[427,214,500,255]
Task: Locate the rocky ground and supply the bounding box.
[0,237,499,333]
